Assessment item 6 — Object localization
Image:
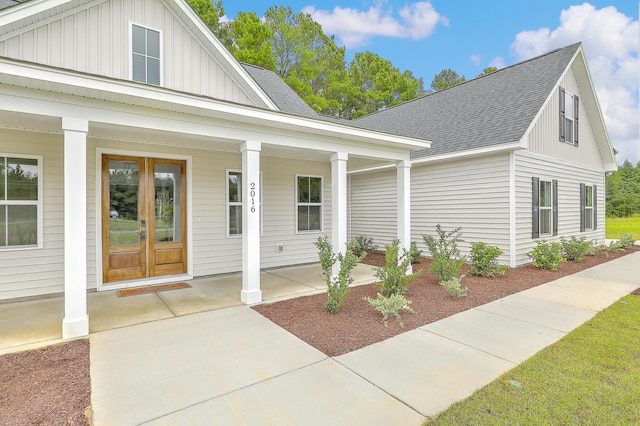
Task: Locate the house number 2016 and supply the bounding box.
[250,182,256,213]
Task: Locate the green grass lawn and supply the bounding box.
[425,295,640,425]
[606,216,640,239]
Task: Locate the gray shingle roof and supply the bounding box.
[241,63,319,119]
[0,0,21,10]
[353,43,581,158]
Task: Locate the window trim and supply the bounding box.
[225,169,262,238]
[0,153,43,250]
[295,174,323,233]
[129,22,163,86]
[532,177,557,239]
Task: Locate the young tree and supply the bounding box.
[429,68,465,92]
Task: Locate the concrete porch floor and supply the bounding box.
[0,263,378,355]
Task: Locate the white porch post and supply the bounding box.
[397,159,411,272]
[241,141,262,304]
[62,117,89,339]
[331,152,348,277]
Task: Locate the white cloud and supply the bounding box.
[470,55,482,66]
[302,1,447,48]
[489,56,506,70]
[510,3,639,164]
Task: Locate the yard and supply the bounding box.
[606,216,640,239]
[426,293,640,424]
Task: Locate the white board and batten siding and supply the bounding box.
[349,154,512,263]
[0,0,262,107]
[514,152,606,266]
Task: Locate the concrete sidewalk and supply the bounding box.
[90,252,639,425]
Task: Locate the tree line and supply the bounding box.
[186,0,493,119]
[606,160,640,217]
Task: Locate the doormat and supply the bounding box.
[117,282,191,297]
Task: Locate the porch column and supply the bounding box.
[241,141,262,304]
[62,117,89,339]
[331,152,348,277]
[397,159,411,272]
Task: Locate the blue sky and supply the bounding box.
[221,1,639,165]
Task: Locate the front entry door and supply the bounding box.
[102,155,186,284]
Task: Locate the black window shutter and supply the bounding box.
[593,184,597,230]
[559,87,566,142]
[579,183,586,232]
[532,177,540,238]
[574,95,579,146]
[553,179,558,236]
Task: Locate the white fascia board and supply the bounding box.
[0,59,430,153]
[170,0,278,111]
[0,0,70,25]
[411,142,524,166]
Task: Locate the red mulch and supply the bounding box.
[253,247,640,357]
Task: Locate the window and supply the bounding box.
[580,183,597,232]
[532,177,557,238]
[131,24,161,85]
[559,87,579,146]
[296,176,322,232]
[0,155,42,249]
[226,170,262,236]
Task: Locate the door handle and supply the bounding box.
[140,231,146,241]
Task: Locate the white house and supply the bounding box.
[0,0,429,338]
[349,43,617,267]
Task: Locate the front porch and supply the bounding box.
[0,263,377,354]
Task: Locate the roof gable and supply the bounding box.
[354,43,582,159]
[0,0,277,109]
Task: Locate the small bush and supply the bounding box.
[409,242,422,264]
[315,236,365,314]
[422,225,465,282]
[468,242,507,277]
[560,236,593,262]
[527,240,566,270]
[363,293,415,327]
[374,239,421,296]
[350,234,378,257]
[618,233,637,248]
[440,275,467,299]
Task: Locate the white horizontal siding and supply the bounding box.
[349,154,512,263]
[0,129,65,299]
[515,151,606,265]
[0,0,258,106]
[526,64,602,168]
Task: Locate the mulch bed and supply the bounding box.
[0,339,91,426]
[253,247,640,357]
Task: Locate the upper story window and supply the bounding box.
[559,87,579,146]
[0,155,42,249]
[131,24,161,85]
[296,175,322,232]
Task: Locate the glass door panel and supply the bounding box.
[108,160,140,246]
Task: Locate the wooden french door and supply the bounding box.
[102,155,187,283]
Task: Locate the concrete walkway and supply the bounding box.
[89,251,639,425]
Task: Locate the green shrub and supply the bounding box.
[350,234,378,257]
[363,293,415,327]
[618,232,637,248]
[560,236,593,262]
[315,236,365,314]
[422,225,465,281]
[527,240,566,270]
[440,275,467,299]
[409,242,422,264]
[374,239,421,297]
[468,242,507,277]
